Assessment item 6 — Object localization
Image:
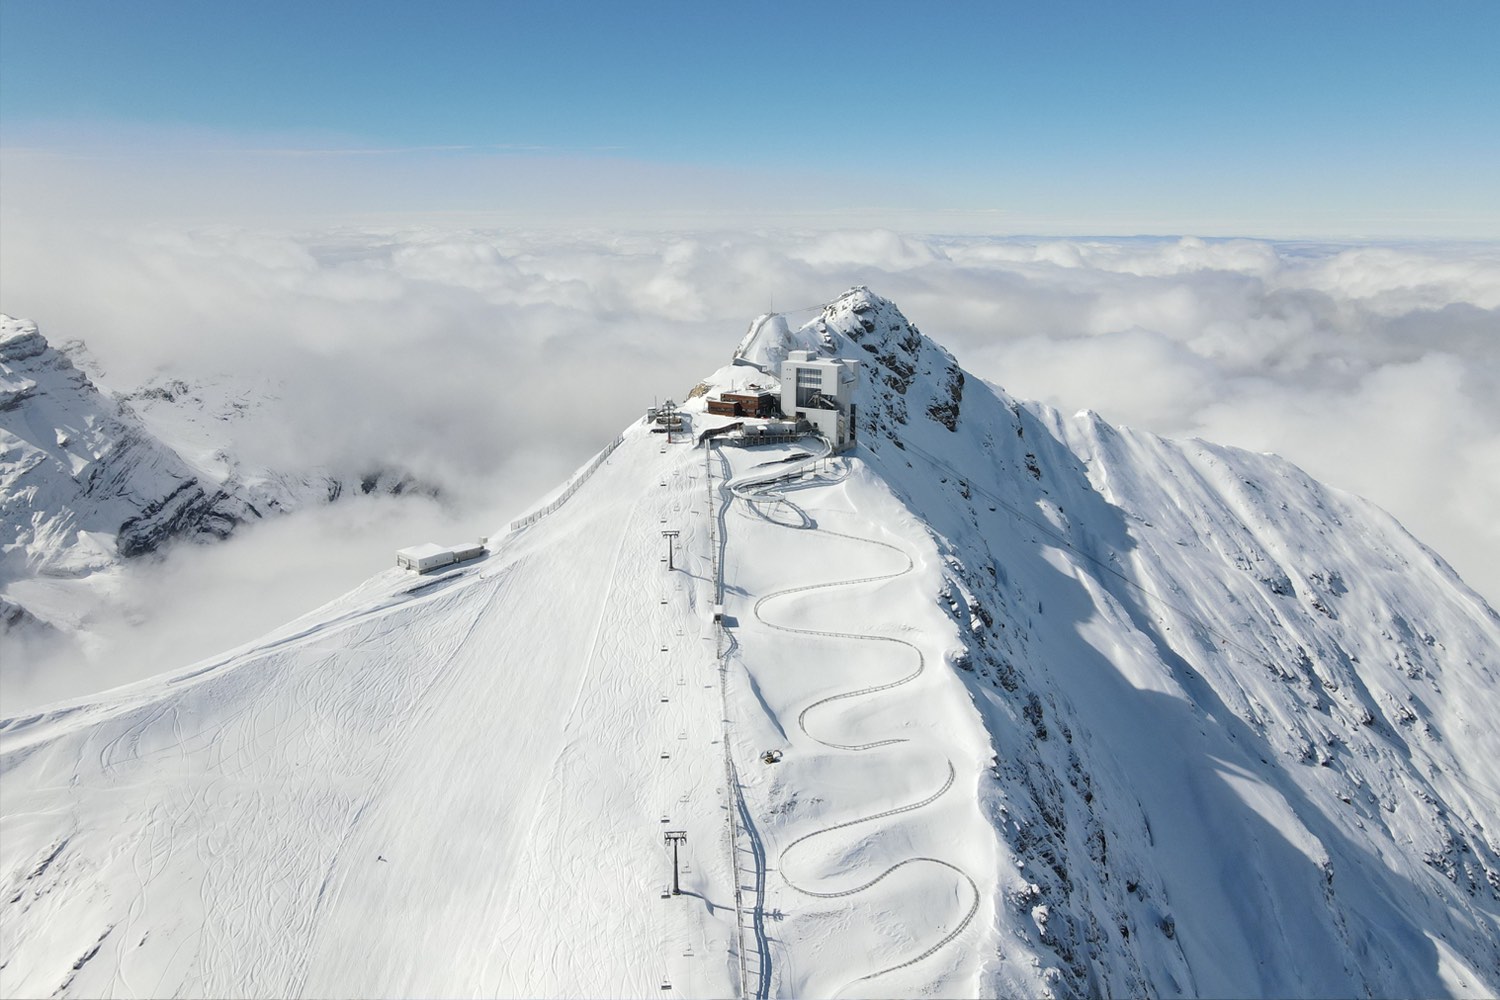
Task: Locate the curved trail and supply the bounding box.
[752,528,921,752]
[725,442,978,995]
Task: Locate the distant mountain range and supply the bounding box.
[1,314,425,638]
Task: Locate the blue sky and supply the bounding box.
[2,0,1497,235]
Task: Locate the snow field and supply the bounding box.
[717,444,998,998]
[2,421,742,998]
[2,579,499,997]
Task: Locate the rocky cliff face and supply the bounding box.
[1,316,258,582]
[1,315,426,632]
[809,287,1500,997]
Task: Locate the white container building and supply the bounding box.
[396,541,487,574]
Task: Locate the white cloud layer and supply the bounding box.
[2,226,1497,710]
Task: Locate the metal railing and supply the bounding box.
[708,441,759,999]
[717,432,808,448]
[507,434,625,532]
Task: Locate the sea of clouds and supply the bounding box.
[2,224,1496,710]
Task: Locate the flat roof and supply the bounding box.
[397,542,450,559]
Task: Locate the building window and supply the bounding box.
[795,367,823,407]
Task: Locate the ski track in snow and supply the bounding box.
[730,451,978,996]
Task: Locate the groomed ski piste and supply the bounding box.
[5,286,1500,998]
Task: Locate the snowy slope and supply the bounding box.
[3,289,1499,999]
[2,422,740,998]
[739,288,1500,998]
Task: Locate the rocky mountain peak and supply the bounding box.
[810,288,968,439]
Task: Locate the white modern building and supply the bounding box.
[780,350,860,451]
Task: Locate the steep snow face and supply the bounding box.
[798,287,1500,997]
[734,312,805,373]
[1,289,1497,999]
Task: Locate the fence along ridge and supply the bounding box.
[508,433,626,531]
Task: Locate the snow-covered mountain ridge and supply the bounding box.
[2,316,252,579]
[799,288,1500,996]
[1,290,1496,998]
[1,314,423,636]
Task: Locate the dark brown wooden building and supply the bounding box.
[708,389,779,418]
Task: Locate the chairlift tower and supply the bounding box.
[661,530,680,570]
[664,830,688,895]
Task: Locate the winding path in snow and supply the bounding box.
[752,527,921,753]
[726,443,978,994]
